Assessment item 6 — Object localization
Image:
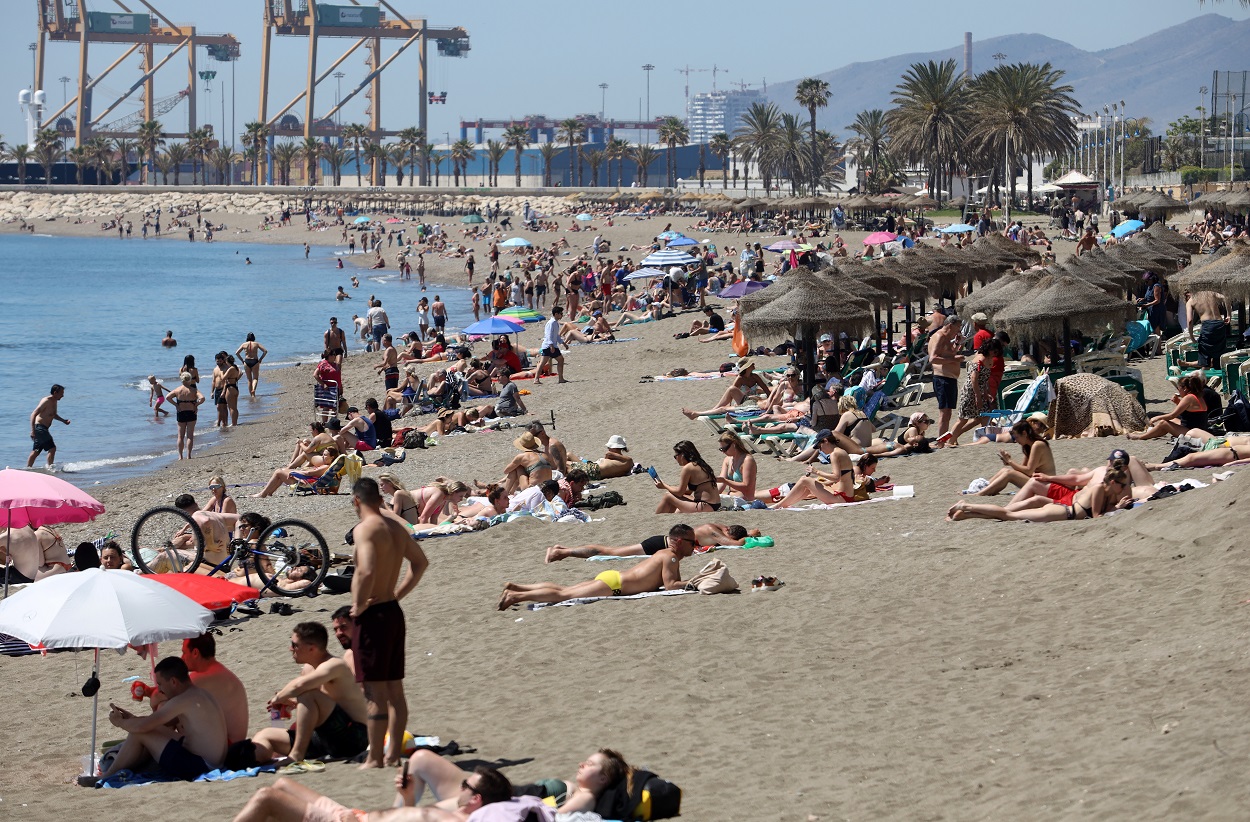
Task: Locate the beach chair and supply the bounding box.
[839,347,876,380]
[1094,365,1146,408]
[290,453,359,495]
[877,363,924,410]
[1219,349,1250,396]
[983,373,1052,427]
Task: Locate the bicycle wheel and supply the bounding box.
[130,506,204,574]
[254,519,331,597]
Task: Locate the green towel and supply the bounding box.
[743,536,774,549]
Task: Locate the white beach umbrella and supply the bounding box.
[624,267,668,281]
[641,249,698,268]
[0,569,213,782]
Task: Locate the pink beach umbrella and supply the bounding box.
[0,468,106,597]
[862,231,898,245]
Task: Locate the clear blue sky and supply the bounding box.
[3,1,1248,147]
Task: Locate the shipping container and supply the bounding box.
[85,12,151,34]
[314,5,380,27]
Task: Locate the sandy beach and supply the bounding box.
[3,192,1249,821]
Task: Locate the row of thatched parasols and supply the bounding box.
[735,223,1222,390]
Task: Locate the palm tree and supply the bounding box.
[67,145,89,184]
[709,132,732,189]
[341,123,368,187]
[450,139,476,186]
[584,148,605,186]
[240,146,260,184]
[631,144,661,187]
[657,116,689,187]
[34,129,63,185]
[113,138,134,183]
[241,121,271,185]
[365,142,389,187]
[186,128,211,185]
[777,114,808,194]
[605,137,630,187]
[396,127,423,186]
[209,145,236,185]
[136,120,166,184]
[165,143,189,185]
[735,102,783,193]
[735,104,781,192]
[886,59,968,205]
[430,150,445,186]
[485,139,506,187]
[300,136,322,185]
[557,119,584,186]
[85,137,113,185]
[271,141,300,185]
[9,144,31,184]
[388,144,408,187]
[795,77,831,193]
[966,62,1080,209]
[154,151,175,185]
[846,109,890,191]
[503,124,530,187]
[538,142,559,187]
[322,144,348,186]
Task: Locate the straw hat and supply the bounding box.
[737,357,755,372]
[514,432,540,452]
[605,435,629,450]
[377,472,405,490]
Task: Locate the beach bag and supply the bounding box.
[403,430,428,449]
[593,770,682,821]
[684,558,738,595]
[576,490,626,511]
[1220,389,1250,433]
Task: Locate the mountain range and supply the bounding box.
[764,14,1249,138]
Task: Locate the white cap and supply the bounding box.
[605,435,629,450]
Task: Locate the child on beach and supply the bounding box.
[148,375,171,419]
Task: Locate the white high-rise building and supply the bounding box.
[686,88,764,144]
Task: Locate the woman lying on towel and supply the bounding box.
[768,450,886,508]
[947,461,1132,522]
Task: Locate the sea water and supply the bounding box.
[0,233,477,485]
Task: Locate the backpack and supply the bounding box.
[1220,389,1250,433]
[403,429,428,450]
[576,490,626,511]
[594,769,682,821]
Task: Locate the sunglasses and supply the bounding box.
[718,444,730,452]
[461,779,480,795]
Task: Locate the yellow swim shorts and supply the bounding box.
[594,569,623,595]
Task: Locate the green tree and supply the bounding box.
[485,139,507,187]
[388,144,408,187]
[430,150,445,186]
[341,123,368,187]
[845,109,891,190]
[657,116,689,187]
[113,138,134,183]
[395,127,424,186]
[606,137,630,188]
[709,132,732,189]
[584,148,605,186]
[734,102,783,192]
[450,139,476,186]
[165,142,189,186]
[34,129,63,185]
[85,137,113,185]
[557,119,584,186]
[67,145,89,184]
[885,60,967,205]
[365,142,389,187]
[777,113,808,194]
[136,119,166,185]
[631,144,661,187]
[9,144,31,184]
[300,136,322,185]
[209,145,236,185]
[503,124,530,188]
[241,121,270,185]
[154,150,175,185]
[795,77,831,193]
[322,144,348,186]
[272,141,300,185]
[538,142,559,187]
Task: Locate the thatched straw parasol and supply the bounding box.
[1145,221,1201,254]
[842,194,873,209]
[996,274,1133,347]
[908,195,939,209]
[955,268,1047,321]
[1130,234,1192,264]
[1224,189,1250,212]
[1103,243,1181,277]
[1131,191,1189,215]
[948,195,968,208]
[1170,243,1250,302]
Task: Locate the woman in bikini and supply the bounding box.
[223,354,242,426]
[205,475,238,517]
[498,432,554,495]
[407,479,470,524]
[770,447,885,508]
[1128,375,1210,441]
[378,473,421,525]
[180,354,200,386]
[287,421,336,469]
[234,333,268,397]
[166,372,205,459]
[250,447,340,497]
[947,463,1132,522]
[968,419,1056,496]
[654,440,722,512]
[453,485,508,522]
[716,430,758,504]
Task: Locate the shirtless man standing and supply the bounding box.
[374,334,400,391]
[100,657,227,783]
[250,622,370,765]
[1187,289,1231,367]
[430,295,448,336]
[927,315,964,438]
[324,318,348,369]
[27,384,69,468]
[501,523,698,608]
[173,494,239,570]
[350,477,430,768]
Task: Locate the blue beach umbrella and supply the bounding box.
[499,237,533,247]
[353,216,371,224]
[461,214,486,224]
[1110,219,1145,239]
[939,223,976,234]
[666,236,698,247]
[657,230,684,241]
[575,213,593,221]
[624,267,668,281]
[462,316,526,336]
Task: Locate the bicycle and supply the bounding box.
[129,507,332,598]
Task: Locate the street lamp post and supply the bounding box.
[642,64,655,143]
[1119,100,1126,196]
[333,72,345,128]
[1199,86,1208,169]
[599,83,608,122]
[28,43,37,91]
[58,76,70,106]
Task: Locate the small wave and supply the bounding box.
[60,451,175,473]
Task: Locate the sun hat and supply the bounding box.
[1028,411,1049,422]
[605,434,629,450]
[514,432,541,452]
[737,357,755,372]
[971,312,989,324]
[327,418,342,430]
[909,411,933,426]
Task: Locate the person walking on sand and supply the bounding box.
[235,333,268,398]
[534,306,568,385]
[27,384,69,468]
[324,317,348,370]
[168,373,206,459]
[148,376,171,420]
[349,477,429,768]
[431,294,447,335]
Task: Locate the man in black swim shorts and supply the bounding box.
[544,524,703,563]
[250,622,370,765]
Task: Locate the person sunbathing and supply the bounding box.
[679,358,771,418]
[874,413,941,457]
[967,419,1055,496]
[399,479,471,524]
[715,431,758,503]
[287,421,336,470]
[454,486,507,522]
[567,434,634,480]
[1009,448,1157,507]
[546,523,757,562]
[1127,375,1209,441]
[1146,437,1250,472]
[653,441,723,513]
[499,524,697,608]
[947,463,1132,522]
[378,473,421,525]
[0,525,72,583]
[251,448,339,497]
[770,453,885,508]
[561,311,616,343]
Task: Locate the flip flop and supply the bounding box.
[278,760,326,775]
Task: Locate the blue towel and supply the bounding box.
[96,763,277,789]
